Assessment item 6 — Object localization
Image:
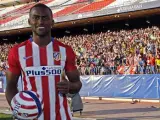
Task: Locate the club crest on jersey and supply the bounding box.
[53,52,61,61]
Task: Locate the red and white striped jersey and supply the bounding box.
[8,38,77,120]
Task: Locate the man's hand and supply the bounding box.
[57,72,70,94]
[57,70,82,94]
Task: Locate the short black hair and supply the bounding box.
[29,3,53,17]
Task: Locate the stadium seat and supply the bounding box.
[0,4,24,16]
[73,0,116,14]
[51,0,69,6]
[53,2,87,17]
[0,0,53,24]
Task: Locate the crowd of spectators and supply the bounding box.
[0,42,17,76]
[58,26,160,75]
[0,26,160,76]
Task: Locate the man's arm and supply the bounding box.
[57,46,82,94]
[5,46,21,106]
[66,69,82,94]
[5,71,19,106]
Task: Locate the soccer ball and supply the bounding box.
[11,91,44,120]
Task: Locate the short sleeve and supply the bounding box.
[65,46,77,71]
[8,47,21,75]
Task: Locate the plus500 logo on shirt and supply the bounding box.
[25,66,62,77]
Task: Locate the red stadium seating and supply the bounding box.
[0,0,116,24]
[53,0,115,17]
[53,3,88,17]
[0,0,53,24]
[73,0,115,14]
[1,3,35,18]
[77,0,88,2]
[0,16,19,24]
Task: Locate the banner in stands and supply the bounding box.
[117,65,136,74]
[0,0,160,31]
[79,74,160,99]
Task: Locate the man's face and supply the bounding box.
[28,7,53,37]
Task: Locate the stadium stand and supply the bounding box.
[0,0,160,76]
[102,0,137,9]
[62,0,82,5]
[53,0,116,17]
[1,0,145,24]
[53,2,88,17]
[0,26,160,75]
[0,4,25,16]
[0,3,35,24]
[52,0,90,17]
[51,0,69,6]
[0,0,53,24]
